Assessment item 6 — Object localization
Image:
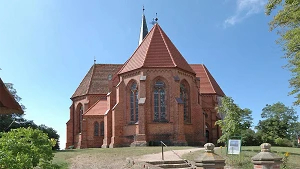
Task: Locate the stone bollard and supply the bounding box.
[194,143,226,169]
[251,143,282,169]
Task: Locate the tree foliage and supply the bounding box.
[241,129,261,146]
[0,127,57,169]
[265,0,300,105]
[215,96,253,143]
[38,125,60,150]
[255,102,299,146]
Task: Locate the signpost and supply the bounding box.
[227,136,242,155]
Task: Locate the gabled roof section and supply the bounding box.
[0,78,23,114]
[119,24,195,75]
[190,64,225,96]
[72,64,122,98]
[84,99,108,116]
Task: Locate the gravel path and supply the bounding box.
[68,147,204,169]
[133,147,204,162]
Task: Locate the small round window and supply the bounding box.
[108,74,112,80]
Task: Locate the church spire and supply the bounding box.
[138,6,148,45]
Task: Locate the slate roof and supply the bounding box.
[190,64,225,96]
[84,100,108,116]
[118,24,195,75]
[71,64,122,98]
[0,78,23,114]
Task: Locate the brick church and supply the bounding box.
[66,11,225,148]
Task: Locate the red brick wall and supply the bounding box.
[66,67,220,148]
[85,116,104,148]
[118,68,206,146]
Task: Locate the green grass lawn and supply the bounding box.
[182,146,300,169]
[52,146,194,169]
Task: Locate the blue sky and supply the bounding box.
[0,0,298,148]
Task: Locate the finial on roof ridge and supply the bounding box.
[151,13,159,25]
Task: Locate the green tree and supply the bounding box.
[0,127,57,169]
[38,124,60,150]
[265,0,300,105]
[215,96,253,143]
[255,102,298,145]
[241,129,260,146]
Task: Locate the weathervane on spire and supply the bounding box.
[151,13,158,25]
[143,5,145,13]
[94,56,96,64]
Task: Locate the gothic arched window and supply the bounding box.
[100,121,104,136]
[130,82,139,122]
[79,104,83,133]
[180,81,190,123]
[154,80,167,122]
[94,122,99,136]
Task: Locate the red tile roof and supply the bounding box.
[190,64,225,96]
[0,78,23,114]
[118,24,195,74]
[72,64,122,98]
[84,99,108,116]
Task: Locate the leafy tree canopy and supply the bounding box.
[265,0,300,105]
[215,96,253,143]
[0,127,57,169]
[255,102,299,145]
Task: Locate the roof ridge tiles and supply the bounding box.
[190,64,225,96]
[158,24,177,67]
[202,64,216,94]
[87,65,96,94]
[118,25,154,74]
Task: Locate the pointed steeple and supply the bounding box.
[138,6,148,45]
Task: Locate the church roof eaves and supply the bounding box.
[190,64,225,96]
[0,78,23,114]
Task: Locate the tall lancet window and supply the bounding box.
[100,121,104,136]
[94,122,99,136]
[154,80,167,122]
[130,82,139,122]
[180,81,190,123]
[79,105,83,132]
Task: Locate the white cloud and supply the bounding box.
[224,0,266,28]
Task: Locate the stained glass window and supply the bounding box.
[153,80,167,122]
[180,82,190,123]
[94,122,99,136]
[130,82,138,122]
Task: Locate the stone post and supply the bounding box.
[251,143,282,169]
[194,143,225,169]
